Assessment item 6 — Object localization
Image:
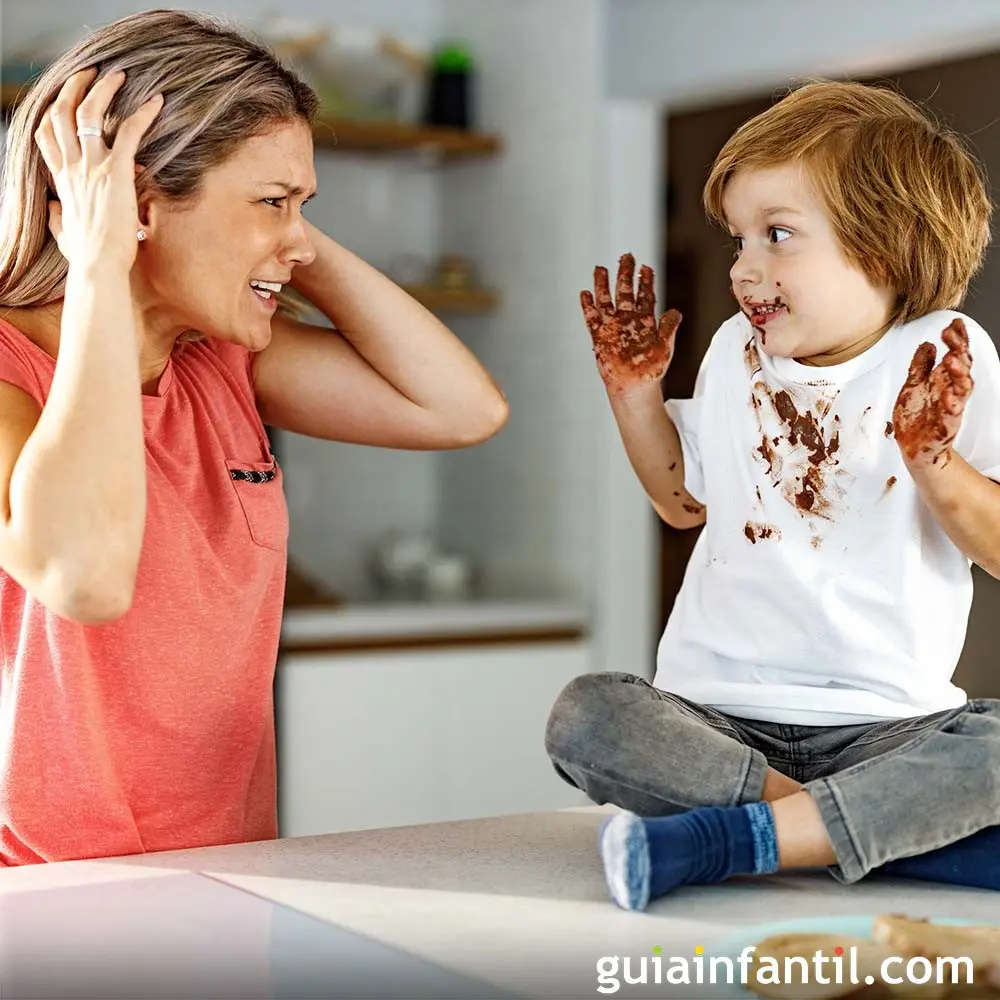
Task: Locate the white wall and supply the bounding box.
[281,156,442,599]
[606,0,1000,107]
[436,0,608,605]
[430,0,662,676]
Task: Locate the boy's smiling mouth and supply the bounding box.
[744,295,787,326]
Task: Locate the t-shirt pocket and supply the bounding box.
[225,458,288,553]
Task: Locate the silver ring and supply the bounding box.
[76,126,102,138]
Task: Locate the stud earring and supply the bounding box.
[137,229,147,242]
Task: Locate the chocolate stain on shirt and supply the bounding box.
[883,475,897,497]
[744,338,845,521]
[744,521,781,544]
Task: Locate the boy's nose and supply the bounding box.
[730,251,762,288]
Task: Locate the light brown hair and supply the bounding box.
[703,80,992,327]
[0,8,319,309]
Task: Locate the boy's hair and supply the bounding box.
[703,80,992,327]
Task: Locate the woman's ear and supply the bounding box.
[134,164,155,230]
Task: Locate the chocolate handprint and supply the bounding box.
[580,253,681,394]
[893,318,974,468]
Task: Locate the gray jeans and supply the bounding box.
[544,671,1000,883]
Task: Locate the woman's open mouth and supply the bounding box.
[249,279,282,310]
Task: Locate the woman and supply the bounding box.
[0,9,508,865]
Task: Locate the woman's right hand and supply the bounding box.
[580,253,681,397]
[33,68,163,273]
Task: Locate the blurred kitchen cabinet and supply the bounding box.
[276,641,590,836]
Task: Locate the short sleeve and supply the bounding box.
[664,340,713,504]
[955,317,1000,482]
[0,322,49,404]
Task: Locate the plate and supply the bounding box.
[707,914,984,998]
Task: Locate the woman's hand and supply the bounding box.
[893,317,973,470]
[580,253,681,397]
[33,68,163,273]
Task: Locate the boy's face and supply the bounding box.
[723,163,895,366]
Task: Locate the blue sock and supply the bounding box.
[877,825,1000,891]
[598,802,780,911]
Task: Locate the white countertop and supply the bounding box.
[5,806,1000,998]
[280,599,588,644]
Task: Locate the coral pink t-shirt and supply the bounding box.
[0,319,288,865]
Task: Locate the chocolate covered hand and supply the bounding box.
[580,253,681,395]
[893,318,973,469]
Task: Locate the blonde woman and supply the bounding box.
[0,10,508,865]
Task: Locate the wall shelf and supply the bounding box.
[312,117,500,158]
[1,84,501,159]
[402,284,499,314]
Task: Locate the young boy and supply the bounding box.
[546,80,1000,911]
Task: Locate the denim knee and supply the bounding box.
[544,671,640,762]
[958,700,1000,822]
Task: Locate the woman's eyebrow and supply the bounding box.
[263,181,318,200]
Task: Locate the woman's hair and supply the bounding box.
[703,80,993,327]
[0,8,319,308]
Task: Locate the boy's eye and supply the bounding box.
[262,196,286,207]
[769,226,792,244]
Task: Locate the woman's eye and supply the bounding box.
[769,226,792,244]
[731,235,745,255]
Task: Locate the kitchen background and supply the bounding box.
[3,0,1000,838]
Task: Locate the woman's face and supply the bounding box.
[137,120,318,351]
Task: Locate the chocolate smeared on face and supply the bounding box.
[744,294,784,329]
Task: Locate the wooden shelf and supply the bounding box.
[402,284,499,314]
[1,84,501,159]
[312,116,500,158]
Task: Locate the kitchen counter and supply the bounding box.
[5,806,1000,999]
[280,599,588,652]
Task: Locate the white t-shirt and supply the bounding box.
[657,309,1000,725]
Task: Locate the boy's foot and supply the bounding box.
[597,802,780,911]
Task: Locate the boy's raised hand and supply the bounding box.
[892,318,974,469]
[580,253,681,396]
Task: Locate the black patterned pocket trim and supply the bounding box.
[230,468,276,484]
